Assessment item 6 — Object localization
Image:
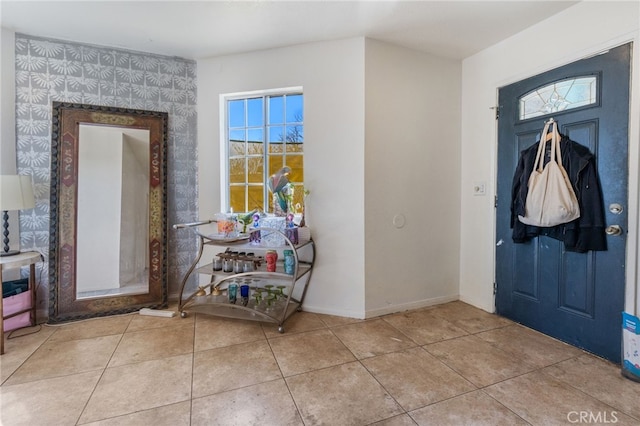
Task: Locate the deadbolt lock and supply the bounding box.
[609,203,624,214]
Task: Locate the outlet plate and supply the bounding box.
[473,181,486,196]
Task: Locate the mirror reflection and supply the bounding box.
[76,124,150,299]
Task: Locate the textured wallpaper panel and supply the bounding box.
[14,34,199,306]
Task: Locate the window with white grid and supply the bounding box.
[224,90,304,213]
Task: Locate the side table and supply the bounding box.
[0,251,42,355]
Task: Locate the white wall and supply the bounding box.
[364,39,461,316]
[0,29,20,257]
[0,29,15,173]
[198,38,367,317]
[460,1,640,314]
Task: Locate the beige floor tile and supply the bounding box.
[450,312,513,334]
[4,323,55,344]
[3,299,637,425]
[544,354,640,420]
[262,311,327,337]
[108,322,194,367]
[316,312,365,328]
[191,379,303,426]
[425,334,536,387]
[369,414,419,426]
[194,315,265,352]
[79,354,192,424]
[362,347,476,411]
[81,401,191,426]
[46,314,133,343]
[424,301,489,319]
[192,339,281,398]
[425,301,513,333]
[0,370,101,426]
[477,324,584,368]
[5,335,121,385]
[1,325,56,383]
[332,319,416,359]
[269,328,355,376]
[286,361,404,425]
[485,370,639,425]
[382,310,468,345]
[409,390,528,426]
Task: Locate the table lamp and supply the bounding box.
[0,175,35,256]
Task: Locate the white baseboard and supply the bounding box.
[364,294,460,319]
[299,305,367,320]
[168,291,460,321]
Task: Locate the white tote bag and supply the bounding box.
[518,121,580,227]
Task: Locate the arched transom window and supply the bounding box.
[519,76,598,120]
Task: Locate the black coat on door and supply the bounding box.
[511,135,606,252]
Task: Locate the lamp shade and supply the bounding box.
[0,175,35,211]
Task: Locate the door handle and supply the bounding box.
[605,225,623,236]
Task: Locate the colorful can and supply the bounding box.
[265,250,278,272]
[283,249,295,275]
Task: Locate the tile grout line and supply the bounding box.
[74,318,131,426]
[536,357,640,422]
[189,312,198,426]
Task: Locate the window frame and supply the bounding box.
[220,86,304,213]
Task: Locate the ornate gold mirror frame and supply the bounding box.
[49,102,168,322]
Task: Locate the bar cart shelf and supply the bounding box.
[173,220,315,333]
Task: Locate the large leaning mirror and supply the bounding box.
[49,102,168,323]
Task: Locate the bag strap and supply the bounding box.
[551,121,565,168]
[532,121,564,172]
[532,121,551,173]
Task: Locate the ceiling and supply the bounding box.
[1,1,579,60]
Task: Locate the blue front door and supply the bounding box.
[495,44,631,362]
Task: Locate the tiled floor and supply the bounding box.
[1,301,639,425]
